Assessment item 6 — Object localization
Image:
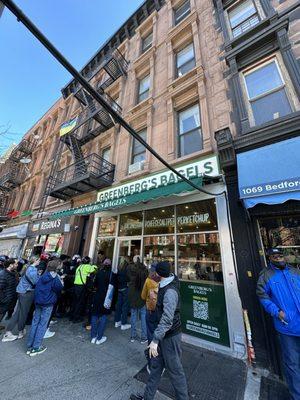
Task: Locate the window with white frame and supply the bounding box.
[176,43,196,77]
[131,129,147,165]
[142,32,153,53]
[178,104,202,157]
[174,0,191,25]
[243,60,293,126]
[138,75,150,103]
[228,0,260,38]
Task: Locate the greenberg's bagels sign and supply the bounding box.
[97,155,219,202]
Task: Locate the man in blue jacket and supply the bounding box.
[257,248,300,400]
[27,259,63,356]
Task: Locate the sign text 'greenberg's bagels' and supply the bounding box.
[97,155,219,202]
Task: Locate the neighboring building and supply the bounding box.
[214,0,300,374]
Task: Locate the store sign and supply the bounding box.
[98,155,219,202]
[240,178,300,199]
[29,217,70,236]
[180,281,230,347]
[145,213,210,228]
[0,223,28,239]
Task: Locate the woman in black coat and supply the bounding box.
[90,259,111,345]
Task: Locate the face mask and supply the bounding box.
[272,260,286,269]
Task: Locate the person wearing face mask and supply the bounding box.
[130,261,189,400]
[257,248,300,400]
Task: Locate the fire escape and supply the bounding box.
[0,138,36,221]
[40,49,129,210]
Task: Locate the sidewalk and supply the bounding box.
[0,317,289,400]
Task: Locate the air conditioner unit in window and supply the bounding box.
[128,161,145,174]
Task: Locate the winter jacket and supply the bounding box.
[257,263,300,336]
[90,268,111,316]
[34,271,63,307]
[128,263,147,309]
[141,277,159,311]
[152,275,181,344]
[114,264,130,291]
[17,265,39,294]
[0,269,18,310]
[74,263,97,286]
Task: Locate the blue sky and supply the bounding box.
[0,0,143,155]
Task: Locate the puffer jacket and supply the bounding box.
[0,269,18,310]
[257,263,300,336]
[34,271,63,307]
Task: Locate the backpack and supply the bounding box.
[148,287,158,311]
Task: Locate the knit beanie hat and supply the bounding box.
[155,261,171,278]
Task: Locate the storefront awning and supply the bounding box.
[51,177,203,218]
[237,137,300,208]
[0,223,28,239]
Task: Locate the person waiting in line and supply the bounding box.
[114,256,131,331]
[128,255,148,344]
[257,248,300,400]
[130,261,189,400]
[90,258,112,345]
[2,256,40,342]
[0,259,19,327]
[70,256,97,323]
[27,259,63,356]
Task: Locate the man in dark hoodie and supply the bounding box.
[0,259,18,324]
[27,259,63,356]
[130,261,188,400]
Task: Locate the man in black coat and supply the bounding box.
[0,258,18,323]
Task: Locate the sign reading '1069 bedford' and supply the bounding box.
[180,281,230,347]
[97,155,219,202]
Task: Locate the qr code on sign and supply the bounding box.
[193,300,209,320]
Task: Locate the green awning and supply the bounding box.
[51,177,203,219]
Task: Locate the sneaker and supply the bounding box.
[49,320,58,326]
[140,339,148,344]
[43,328,55,339]
[91,338,97,344]
[29,346,47,357]
[114,321,121,328]
[85,325,91,331]
[130,338,135,343]
[26,347,32,355]
[130,394,144,400]
[17,331,25,340]
[121,324,131,331]
[2,332,18,342]
[96,336,107,345]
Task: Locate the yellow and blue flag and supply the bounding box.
[59,117,78,136]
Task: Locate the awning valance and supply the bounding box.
[237,137,300,208]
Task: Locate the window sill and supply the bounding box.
[126,98,153,120]
[167,11,197,42]
[133,46,156,71]
[168,66,203,96]
[168,148,215,167]
[119,166,151,184]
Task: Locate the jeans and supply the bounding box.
[7,291,34,333]
[27,305,53,349]
[130,306,147,340]
[144,333,188,400]
[91,315,107,340]
[278,333,300,400]
[146,310,157,344]
[114,288,129,325]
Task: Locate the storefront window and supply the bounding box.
[96,238,115,262]
[176,199,218,233]
[259,215,300,268]
[119,211,143,236]
[44,234,64,254]
[144,235,175,272]
[177,233,222,282]
[98,216,117,236]
[144,206,175,235]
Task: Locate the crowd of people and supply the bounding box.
[0,250,189,399]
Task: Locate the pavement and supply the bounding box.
[0,316,289,400]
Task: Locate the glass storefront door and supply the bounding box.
[117,238,142,266]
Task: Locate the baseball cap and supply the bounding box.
[266,248,284,256]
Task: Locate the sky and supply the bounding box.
[0,0,143,155]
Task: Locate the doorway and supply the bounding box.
[116,238,142,268]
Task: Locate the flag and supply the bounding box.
[59,117,78,136]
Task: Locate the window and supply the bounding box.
[142,32,153,53]
[101,147,111,162]
[176,43,195,77]
[138,75,150,103]
[174,0,191,25]
[228,0,260,38]
[131,129,147,165]
[244,60,292,125]
[178,104,202,157]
